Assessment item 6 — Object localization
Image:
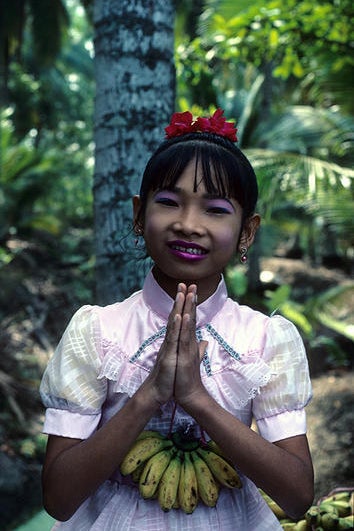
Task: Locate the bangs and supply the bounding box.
[142,141,246,202]
[138,134,258,223]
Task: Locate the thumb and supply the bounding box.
[198,340,208,362]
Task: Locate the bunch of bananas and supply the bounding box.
[120,430,242,513]
[261,489,353,530]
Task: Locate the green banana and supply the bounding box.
[319,502,339,515]
[191,450,219,507]
[171,431,200,451]
[331,501,352,517]
[158,452,182,512]
[321,492,351,504]
[338,516,354,530]
[139,448,174,499]
[196,447,242,489]
[178,451,199,514]
[306,506,322,526]
[320,511,340,530]
[120,436,173,476]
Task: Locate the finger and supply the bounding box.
[182,286,197,321]
[167,287,185,327]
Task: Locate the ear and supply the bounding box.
[132,195,143,232]
[238,213,261,252]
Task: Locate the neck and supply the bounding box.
[151,266,222,303]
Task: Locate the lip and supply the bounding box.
[167,240,208,261]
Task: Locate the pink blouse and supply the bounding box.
[40,271,312,530]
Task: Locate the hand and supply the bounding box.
[173,284,208,409]
[141,283,187,406]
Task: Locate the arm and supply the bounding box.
[174,288,314,520]
[42,286,188,521]
[181,393,313,520]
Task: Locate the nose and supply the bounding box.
[172,206,206,236]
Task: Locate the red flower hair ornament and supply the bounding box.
[164,108,238,143]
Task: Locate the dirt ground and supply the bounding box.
[306,371,353,499]
[0,240,353,528]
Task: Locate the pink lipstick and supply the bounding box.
[167,240,208,261]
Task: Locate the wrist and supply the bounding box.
[134,380,166,413]
[177,385,213,415]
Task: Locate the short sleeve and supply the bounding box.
[40,305,107,439]
[252,315,312,442]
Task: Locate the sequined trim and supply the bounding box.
[196,328,212,376]
[206,323,241,360]
[129,326,167,362]
[129,323,241,368]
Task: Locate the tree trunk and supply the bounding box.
[93,0,175,304]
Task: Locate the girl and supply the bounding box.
[40,109,314,530]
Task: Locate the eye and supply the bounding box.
[207,206,231,214]
[154,193,179,207]
[206,200,234,215]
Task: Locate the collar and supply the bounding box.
[142,270,228,327]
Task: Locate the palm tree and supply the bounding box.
[93,0,176,304]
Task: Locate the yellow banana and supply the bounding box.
[120,436,173,476]
[139,448,174,499]
[136,430,166,441]
[191,450,219,507]
[196,447,242,489]
[293,520,310,531]
[131,461,145,483]
[158,452,182,512]
[205,440,232,462]
[178,451,199,514]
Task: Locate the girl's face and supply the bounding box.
[133,159,260,302]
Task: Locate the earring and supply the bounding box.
[134,225,144,247]
[239,247,248,264]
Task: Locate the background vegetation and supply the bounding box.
[0,0,353,528]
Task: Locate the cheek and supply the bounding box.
[216,224,240,250]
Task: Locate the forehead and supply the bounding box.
[158,156,229,197]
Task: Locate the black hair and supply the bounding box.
[137,132,258,225]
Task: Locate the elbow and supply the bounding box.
[43,498,74,522]
[285,485,314,521]
[42,487,78,522]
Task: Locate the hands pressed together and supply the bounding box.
[146,283,208,410]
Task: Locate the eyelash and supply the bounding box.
[155,197,178,207]
[154,196,232,214]
[207,206,231,215]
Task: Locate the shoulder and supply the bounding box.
[216,298,300,353]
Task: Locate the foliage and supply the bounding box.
[188,0,353,93]
[0,1,94,246]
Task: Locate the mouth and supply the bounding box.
[167,240,208,260]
